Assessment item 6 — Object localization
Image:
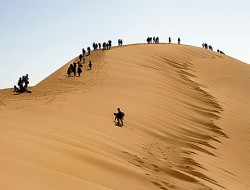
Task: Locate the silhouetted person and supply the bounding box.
[67,66,72,76]
[98,43,101,49]
[93,43,98,50]
[146,37,152,44]
[153,36,156,43]
[73,62,77,76]
[102,42,107,50]
[77,62,82,76]
[82,55,85,63]
[13,85,19,93]
[79,54,83,62]
[88,60,92,70]
[107,40,112,49]
[67,63,74,76]
[220,50,225,55]
[114,108,125,127]
[156,37,159,43]
[87,47,91,55]
[169,37,171,43]
[24,74,29,89]
[178,37,180,44]
[17,77,25,93]
[82,48,86,56]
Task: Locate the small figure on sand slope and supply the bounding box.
[114,108,125,127]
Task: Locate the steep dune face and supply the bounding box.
[0,44,250,190]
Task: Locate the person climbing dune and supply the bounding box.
[114,108,125,127]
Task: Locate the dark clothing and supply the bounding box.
[115,109,125,127]
[78,67,82,76]
[89,61,92,69]
[116,111,123,119]
[82,48,86,55]
[73,62,77,76]
[87,47,91,55]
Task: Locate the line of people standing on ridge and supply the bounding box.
[147,36,160,44]
[147,36,181,44]
[202,42,225,54]
[82,40,113,55]
[168,37,181,44]
[202,43,213,50]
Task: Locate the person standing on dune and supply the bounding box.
[178,37,181,44]
[88,60,92,70]
[77,61,82,76]
[82,48,86,56]
[114,108,125,127]
[87,47,91,55]
[73,62,77,76]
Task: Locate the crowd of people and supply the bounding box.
[11,36,230,130]
[146,36,160,44]
[202,42,225,54]
[67,61,82,77]
[146,36,181,44]
[13,74,30,93]
[83,40,113,56]
[202,43,213,50]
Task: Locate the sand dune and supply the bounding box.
[1,43,250,190]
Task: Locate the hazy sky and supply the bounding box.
[0,0,250,89]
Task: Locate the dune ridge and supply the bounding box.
[1,43,250,190]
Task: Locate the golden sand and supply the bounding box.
[1,44,250,190]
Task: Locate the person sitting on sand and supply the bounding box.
[14,75,31,94]
[114,108,125,127]
[13,85,19,93]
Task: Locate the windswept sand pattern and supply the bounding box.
[1,44,250,190]
[102,44,228,189]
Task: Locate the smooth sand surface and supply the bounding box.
[1,43,250,190]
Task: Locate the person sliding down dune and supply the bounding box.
[114,108,125,127]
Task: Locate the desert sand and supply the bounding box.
[1,43,250,190]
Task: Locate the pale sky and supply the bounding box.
[0,0,250,89]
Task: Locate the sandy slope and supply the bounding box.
[1,43,250,190]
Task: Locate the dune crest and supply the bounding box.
[1,44,250,190]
